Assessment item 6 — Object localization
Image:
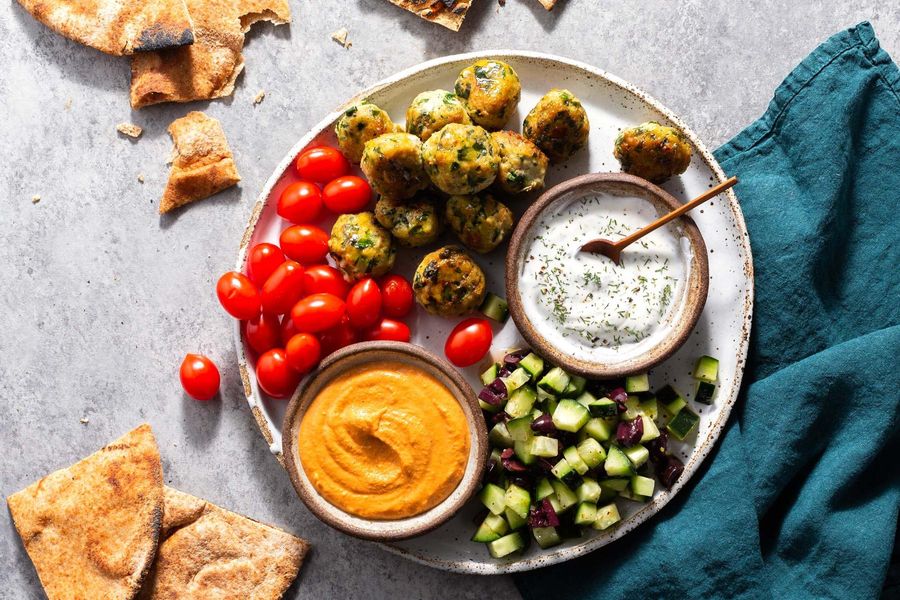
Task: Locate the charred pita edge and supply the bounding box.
[133,22,195,53]
[386,0,472,31]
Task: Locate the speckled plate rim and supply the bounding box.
[232,50,755,574]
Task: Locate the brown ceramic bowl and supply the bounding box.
[506,172,709,379]
[282,341,488,542]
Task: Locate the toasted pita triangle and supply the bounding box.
[7,424,163,600]
[139,487,309,599]
[386,0,472,31]
[15,0,195,55]
[537,0,559,9]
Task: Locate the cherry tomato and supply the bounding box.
[380,274,414,318]
[291,293,347,333]
[247,243,285,287]
[280,314,299,346]
[277,181,323,224]
[280,225,329,265]
[285,333,322,374]
[245,312,282,355]
[261,260,305,315]
[216,271,261,320]
[179,354,220,401]
[445,318,493,367]
[322,176,372,214]
[302,264,349,298]
[363,318,411,343]
[256,348,300,399]
[319,314,358,356]
[295,146,349,183]
[346,278,382,329]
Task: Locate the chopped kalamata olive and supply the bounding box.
[491,411,511,424]
[498,365,513,378]
[530,413,557,433]
[500,448,529,472]
[609,387,628,413]
[646,429,669,463]
[656,455,685,489]
[616,417,643,446]
[527,498,561,528]
[508,473,533,490]
[503,350,527,368]
[534,457,555,473]
[478,378,508,405]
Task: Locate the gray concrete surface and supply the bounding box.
[1,1,897,598]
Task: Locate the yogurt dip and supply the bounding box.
[519,192,692,362]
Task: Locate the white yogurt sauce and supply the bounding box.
[520,192,692,362]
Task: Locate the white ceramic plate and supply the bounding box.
[234,51,753,574]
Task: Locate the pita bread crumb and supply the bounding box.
[64,98,72,110]
[138,174,146,183]
[537,0,558,9]
[331,27,351,48]
[31,195,41,204]
[80,417,90,424]
[117,123,144,138]
[253,90,266,105]
[387,0,472,31]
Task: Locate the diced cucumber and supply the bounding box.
[625,373,650,393]
[638,396,658,420]
[574,502,599,526]
[549,480,578,512]
[658,384,687,416]
[631,475,655,497]
[529,436,559,457]
[583,417,616,442]
[587,397,618,418]
[562,375,587,398]
[623,396,643,421]
[604,446,635,477]
[537,386,555,403]
[519,352,545,381]
[667,407,700,440]
[639,415,660,442]
[514,439,537,465]
[479,292,509,323]
[505,506,527,530]
[487,532,525,558]
[480,483,506,515]
[472,521,502,542]
[503,368,531,393]
[576,438,607,468]
[489,447,502,466]
[563,446,589,475]
[535,477,554,500]
[623,444,650,468]
[593,502,621,530]
[538,367,571,395]
[600,477,630,492]
[576,477,602,503]
[546,493,562,514]
[504,484,531,520]
[480,363,499,386]
[479,398,502,413]
[543,395,559,416]
[552,399,590,432]
[532,526,562,549]
[575,390,596,407]
[618,487,650,502]
[693,355,719,383]
[485,512,509,535]
[597,485,618,503]
[506,416,533,442]
[531,407,544,420]
[489,422,514,448]
[505,385,537,418]
[695,381,716,405]
[551,457,581,487]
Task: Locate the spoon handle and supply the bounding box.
[617,176,739,249]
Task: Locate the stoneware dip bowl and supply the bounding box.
[282,341,488,541]
[506,172,709,379]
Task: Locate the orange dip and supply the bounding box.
[298,361,470,520]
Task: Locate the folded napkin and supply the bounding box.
[516,21,900,600]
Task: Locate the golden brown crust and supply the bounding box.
[537,0,558,9]
[129,0,290,108]
[15,0,195,55]
[386,0,472,31]
[160,111,241,214]
[6,424,164,600]
[140,487,309,599]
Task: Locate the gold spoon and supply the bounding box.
[580,176,739,265]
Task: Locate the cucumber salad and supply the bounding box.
[473,350,720,558]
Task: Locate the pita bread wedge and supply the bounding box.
[7,424,163,600]
[140,487,309,599]
[129,0,290,109]
[160,111,241,214]
[537,0,559,9]
[386,0,473,31]
[15,0,194,55]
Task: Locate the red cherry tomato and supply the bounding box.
[179,354,220,401]
[216,271,261,320]
[346,278,382,329]
[245,312,282,355]
[322,176,372,213]
[380,274,414,318]
[261,260,305,315]
[247,243,285,287]
[295,146,349,183]
[363,318,411,343]
[285,333,322,374]
[445,318,493,367]
[319,315,358,356]
[302,264,349,298]
[280,225,329,265]
[280,314,299,346]
[291,293,347,333]
[277,181,323,224]
[256,348,300,399]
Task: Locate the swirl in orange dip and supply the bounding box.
[298,361,470,520]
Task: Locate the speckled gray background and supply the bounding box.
[0,1,897,598]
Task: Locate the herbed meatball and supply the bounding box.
[334,101,397,164]
[523,88,590,163]
[422,123,499,196]
[413,245,487,317]
[360,133,429,200]
[374,194,442,247]
[406,90,472,142]
[491,130,549,194]
[454,59,521,130]
[328,212,396,280]
[445,193,513,254]
[613,121,692,183]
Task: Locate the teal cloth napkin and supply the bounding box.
[515,22,900,600]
